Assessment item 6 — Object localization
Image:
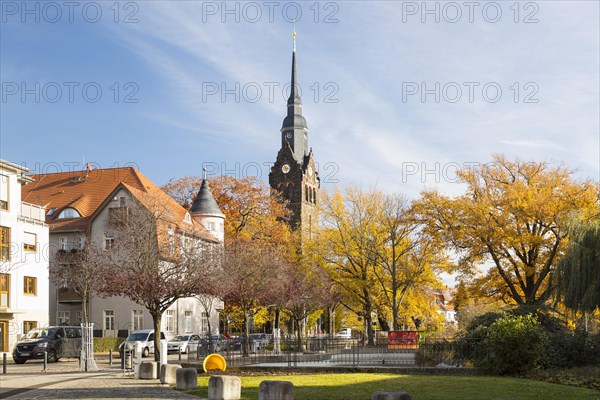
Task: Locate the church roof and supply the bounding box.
[190,179,225,218]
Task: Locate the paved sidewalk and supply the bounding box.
[0,362,202,399]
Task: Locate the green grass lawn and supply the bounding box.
[187,373,600,400]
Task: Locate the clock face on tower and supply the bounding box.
[282,164,290,174]
[286,132,293,139]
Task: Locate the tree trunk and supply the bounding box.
[242,307,250,356]
[152,311,162,362]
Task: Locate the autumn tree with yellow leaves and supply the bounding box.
[418,154,599,309]
[316,187,447,343]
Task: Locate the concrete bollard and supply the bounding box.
[133,342,142,379]
[160,340,168,366]
[208,375,241,400]
[258,380,294,400]
[372,391,412,400]
[160,364,181,384]
[176,367,198,390]
[139,361,158,380]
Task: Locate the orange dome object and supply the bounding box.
[203,353,227,372]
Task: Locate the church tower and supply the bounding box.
[269,30,320,237]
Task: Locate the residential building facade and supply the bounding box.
[21,166,224,339]
[0,160,49,354]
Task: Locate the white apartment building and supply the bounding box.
[0,160,49,355]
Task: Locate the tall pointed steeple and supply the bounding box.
[281,25,308,164]
[270,27,320,237]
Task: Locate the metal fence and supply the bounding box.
[188,336,486,368]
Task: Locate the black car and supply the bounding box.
[13,326,82,364]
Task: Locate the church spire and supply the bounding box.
[281,25,308,163]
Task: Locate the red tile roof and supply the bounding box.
[21,167,216,241]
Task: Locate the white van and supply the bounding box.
[334,328,352,339]
[118,329,166,358]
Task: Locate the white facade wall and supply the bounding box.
[0,161,49,356]
[197,215,225,242]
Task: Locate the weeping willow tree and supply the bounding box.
[556,218,600,312]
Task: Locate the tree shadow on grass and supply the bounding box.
[191,373,600,400]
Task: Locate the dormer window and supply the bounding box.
[46,207,57,216]
[184,212,192,224]
[57,207,81,219]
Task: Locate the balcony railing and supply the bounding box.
[59,242,84,252]
[19,202,46,224]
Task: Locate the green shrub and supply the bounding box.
[483,313,549,375]
[93,337,124,352]
[460,310,600,375]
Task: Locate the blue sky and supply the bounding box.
[1,0,599,199]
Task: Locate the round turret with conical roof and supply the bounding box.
[190,177,225,242]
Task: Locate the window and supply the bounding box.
[104,310,115,330]
[165,310,175,332]
[119,196,126,207]
[132,310,143,331]
[23,232,37,252]
[57,208,81,219]
[0,273,9,308]
[104,232,115,250]
[46,207,57,216]
[59,237,67,250]
[23,321,37,334]
[76,311,83,324]
[24,276,37,295]
[0,174,8,210]
[207,222,215,231]
[1,226,10,261]
[201,312,209,333]
[65,327,81,338]
[58,311,70,325]
[184,311,192,333]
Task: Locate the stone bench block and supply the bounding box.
[208,375,241,400]
[139,361,158,380]
[258,380,294,400]
[372,391,412,400]
[160,364,181,384]
[176,367,198,390]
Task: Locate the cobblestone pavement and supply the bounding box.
[0,357,203,400]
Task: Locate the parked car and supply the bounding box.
[198,334,229,353]
[334,328,352,339]
[249,333,271,350]
[236,333,271,352]
[118,329,166,358]
[167,334,201,354]
[12,326,82,364]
